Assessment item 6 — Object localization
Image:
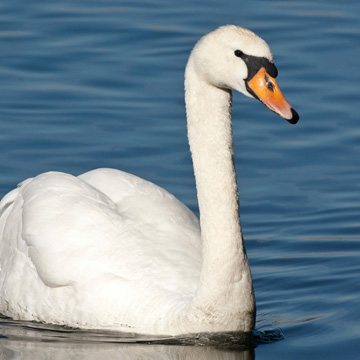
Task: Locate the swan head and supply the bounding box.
[187,25,299,124]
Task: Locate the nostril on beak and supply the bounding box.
[265,75,274,92]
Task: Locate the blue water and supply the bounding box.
[0,0,359,358]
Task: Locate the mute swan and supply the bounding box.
[0,25,298,336]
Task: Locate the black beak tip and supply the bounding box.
[287,108,299,124]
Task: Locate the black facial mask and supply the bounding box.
[235,50,278,81]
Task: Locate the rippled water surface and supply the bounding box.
[0,0,359,359]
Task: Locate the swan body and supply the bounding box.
[0,25,298,335]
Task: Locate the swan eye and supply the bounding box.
[234,50,244,58]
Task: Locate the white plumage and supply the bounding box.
[0,25,297,335]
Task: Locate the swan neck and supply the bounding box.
[185,59,255,331]
[186,74,240,249]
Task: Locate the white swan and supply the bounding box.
[0,25,298,336]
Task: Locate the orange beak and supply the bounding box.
[246,67,299,124]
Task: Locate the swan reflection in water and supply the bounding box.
[1,341,254,360]
[0,317,259,360]
[0,316,286,359]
